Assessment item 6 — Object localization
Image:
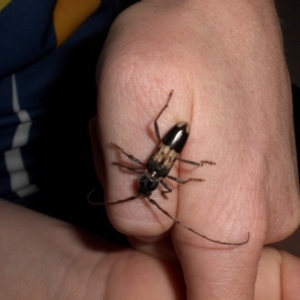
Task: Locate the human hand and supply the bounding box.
[93,1,300,299]
[0,199,186,299]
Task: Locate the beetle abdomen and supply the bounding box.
[147,122,190,177]
[162,121,189,152]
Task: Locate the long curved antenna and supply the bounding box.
[148,198,250,246]
[87,189,140,205]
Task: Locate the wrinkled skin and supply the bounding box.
[95,1,300,299]
[1,1,300,299]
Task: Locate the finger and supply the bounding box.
[280,250,300,299]
[96,85,184,238]
[255,247,300,300]
[0,200,185,300]
[127,235,178,262]
[90,114,178,258]
[172,131,265,299]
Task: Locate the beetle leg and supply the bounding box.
[177,157,215,167]
[159,179,172,199]
[111,162,144,173]
[167,175,204,184]
[154,90,174,142]
[111,143,145,166]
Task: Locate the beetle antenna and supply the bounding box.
[148,197,250,246]
[88,189,140,205]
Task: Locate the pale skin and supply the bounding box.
[0,0,300,299]
[95,0,300,299]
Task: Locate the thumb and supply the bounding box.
[175,238,261,299]
[169,141,264,300]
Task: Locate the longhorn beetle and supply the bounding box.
[91,90,250,245]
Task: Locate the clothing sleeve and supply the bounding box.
[0,0,136,210]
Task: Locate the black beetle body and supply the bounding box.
[91,91,250,246]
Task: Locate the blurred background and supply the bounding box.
[277,0,300,87]
[271,0,300,256]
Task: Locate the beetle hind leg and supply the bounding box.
[111,162,144,173]
[177,157,216,167]
[110,142,145,166]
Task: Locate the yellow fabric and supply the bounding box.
[53,0,101,47]
[0,0,11,12]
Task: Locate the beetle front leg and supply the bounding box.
[177,157,216,167]
[153,90,174,142]
[167,175,205,184]
[160,179,172,199]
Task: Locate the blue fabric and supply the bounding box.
[0,0,137,211]
[0,0,56,79]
